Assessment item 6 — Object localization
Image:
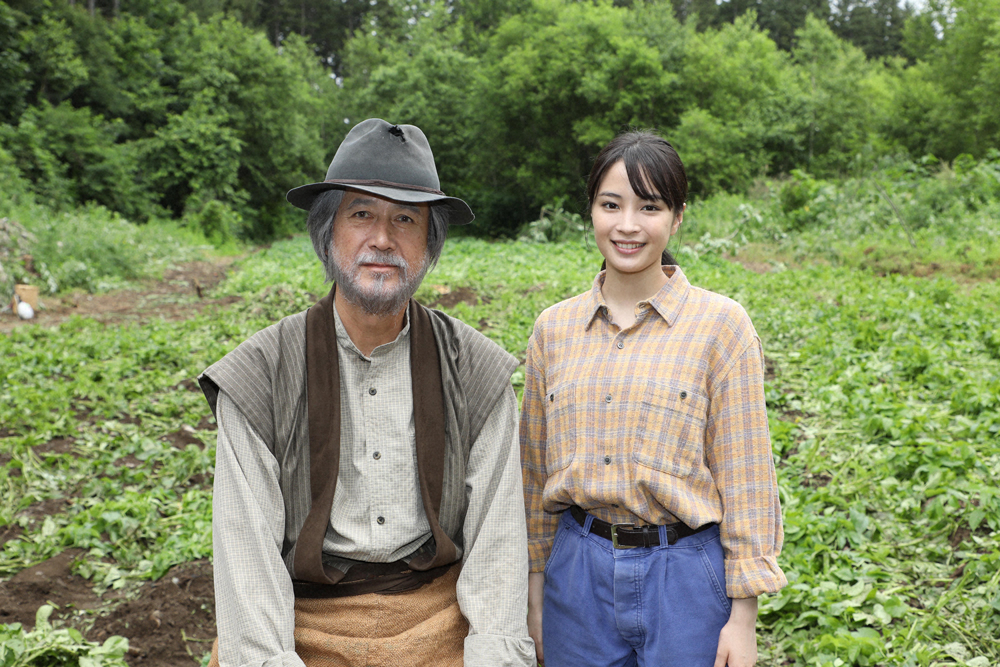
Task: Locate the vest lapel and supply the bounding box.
[297,286,343,584]
[295,287,457,585]
[407,300,458,569]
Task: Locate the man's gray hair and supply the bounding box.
[306,189,449,282]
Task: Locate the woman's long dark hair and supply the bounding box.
[588,130,688,267]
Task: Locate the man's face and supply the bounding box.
[329,190,431,316]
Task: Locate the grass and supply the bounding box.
[0,199,241,298]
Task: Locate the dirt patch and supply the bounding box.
[0,549,100,627]
[162,425,206,451]
[91,560,216,667]
[800,473,832,488]
[726,256,775,274]
[0,258,241,333]
[764,356,777,381]
[34,437,78,457]
[0,523,23,549]
[950,527,971,549]
[778,409,810,423]
[426,286,489,309]
[0,551,216,667]
[16,496,70,522]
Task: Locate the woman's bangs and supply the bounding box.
[622,146,674,208]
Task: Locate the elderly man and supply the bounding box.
[199,119,535,667]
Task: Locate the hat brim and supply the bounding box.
[286,182,474,225]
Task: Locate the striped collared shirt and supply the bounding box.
[520,266,787,598]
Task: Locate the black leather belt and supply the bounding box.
[570,506,714,548]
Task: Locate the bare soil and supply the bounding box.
[0,550,216,666]
[0,258,241,333]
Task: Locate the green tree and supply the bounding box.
[675,14,799,192]
[791,14,892,174]
[468,0,685,232]
[829,0,912,59]
[889,0,1000,159]
[714,0,830,50]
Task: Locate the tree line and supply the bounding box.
[1,0,998,240]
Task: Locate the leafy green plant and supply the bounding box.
[518,198,591,245]
[0,606,128,667]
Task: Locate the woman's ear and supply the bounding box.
[671,203,685,236]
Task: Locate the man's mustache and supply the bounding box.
[354,251,407,272]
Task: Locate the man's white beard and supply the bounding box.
[330,249,429,317]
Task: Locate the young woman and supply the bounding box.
[520,131,786,667]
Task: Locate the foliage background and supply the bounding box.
[1,0,999,240]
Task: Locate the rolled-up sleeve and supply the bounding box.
[705,336,787,598]
[519,328,560,573]
[457,385,536,667]
[213,391,306,667]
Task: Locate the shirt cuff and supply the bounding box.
[725,555,788,599]
[464,634,536,667]
[223,650,306,667]
[527,538,552,573]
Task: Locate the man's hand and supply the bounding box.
[528,572,545,664]
[713,596,758,667]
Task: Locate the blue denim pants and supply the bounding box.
[542,509,732,667]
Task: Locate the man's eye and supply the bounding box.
[397,215,414,224]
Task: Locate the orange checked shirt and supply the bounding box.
[520,266,787,599]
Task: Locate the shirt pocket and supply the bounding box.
[543,381,579,473]
[631,380,708,478]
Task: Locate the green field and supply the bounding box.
[2,205,1000,665]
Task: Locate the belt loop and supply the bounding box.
[583,514,595,533]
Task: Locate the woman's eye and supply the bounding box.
[601,202,619,210]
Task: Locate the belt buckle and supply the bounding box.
[610,523,636,549]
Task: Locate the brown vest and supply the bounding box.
[199,286,518,596]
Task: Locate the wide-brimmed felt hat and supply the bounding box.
[286,118,474,225]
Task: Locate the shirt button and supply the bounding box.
[605,394,612,403]
[680,391,688,399]
[368,387,377,396]
[373,451,381,460]
[376,516,385,525]
[616,341,624,349]
[603,455,611,464]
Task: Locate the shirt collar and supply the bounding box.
[585,265,691,329]
[333,300,411,360]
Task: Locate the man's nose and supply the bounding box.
[368,217,394,249]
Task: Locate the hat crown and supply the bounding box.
[325,118,440,191]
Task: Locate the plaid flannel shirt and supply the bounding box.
[520,266,787,599]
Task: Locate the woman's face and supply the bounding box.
[591,160,682,281]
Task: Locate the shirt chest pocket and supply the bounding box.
[632,380,709,478]
[543,381,583,474]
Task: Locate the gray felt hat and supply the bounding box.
[286,118,474,225]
